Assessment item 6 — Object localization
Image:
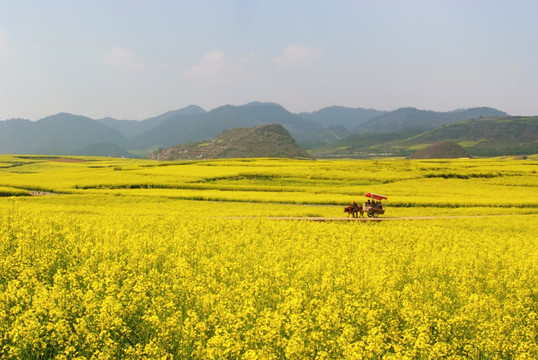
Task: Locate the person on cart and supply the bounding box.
[365,193,387,218]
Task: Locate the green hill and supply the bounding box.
[310,116,537,157]
[147,123,311,160]
[392,117,538,156]
[354,107,507,133]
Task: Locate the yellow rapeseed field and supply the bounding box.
[0,155,537,359]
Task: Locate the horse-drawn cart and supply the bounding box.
[344,192,387,218]
[364,192,387,218]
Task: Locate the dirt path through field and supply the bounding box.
[224,214,533,222]
[30,191,58,196]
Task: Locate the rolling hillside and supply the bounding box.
[354,107,508,133]
[391,116,538,156]
[312,116,537,157]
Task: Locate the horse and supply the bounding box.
[343,203,364,218]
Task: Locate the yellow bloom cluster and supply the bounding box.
[0,155,537,358]
[0,204,536,358]
[2,156,538,209]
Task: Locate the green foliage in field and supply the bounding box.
[0,187,30,197]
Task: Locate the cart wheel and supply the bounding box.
[367,210,373,217]
[373,212,379,218]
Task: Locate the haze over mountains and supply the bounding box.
[1,102,534,158]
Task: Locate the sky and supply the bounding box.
[0,0,537,120]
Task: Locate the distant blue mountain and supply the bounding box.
[96,105,206,138]
[0,103,515,157]
[298,106,386,129]
[129,102,322,150]
[0,113,127,155]
[354,107,508,133]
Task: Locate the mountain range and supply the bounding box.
[1,102,534,158]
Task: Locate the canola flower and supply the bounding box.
[1,203,537,359]
[0,156,537,358]
[2,156,538,207]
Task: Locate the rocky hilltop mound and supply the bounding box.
[408,140,470,159]
[147,123,311,160]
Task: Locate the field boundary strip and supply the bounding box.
[221,214,536,222]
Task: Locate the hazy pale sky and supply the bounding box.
[1,0,537,120]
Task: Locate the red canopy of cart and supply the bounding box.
[365,192,387,200]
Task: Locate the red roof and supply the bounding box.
[365,192,387,200]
